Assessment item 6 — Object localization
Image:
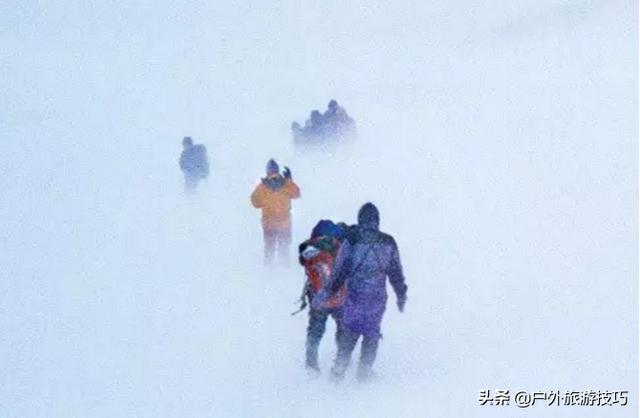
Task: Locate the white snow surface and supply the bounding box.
[1,1,637,417]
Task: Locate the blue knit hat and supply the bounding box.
[310,220,348,241]
[266,159,279,175]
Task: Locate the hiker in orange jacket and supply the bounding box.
[251,159,300,264]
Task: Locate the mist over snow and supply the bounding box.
[1,1,637,417]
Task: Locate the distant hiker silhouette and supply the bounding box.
[179,136,209,193]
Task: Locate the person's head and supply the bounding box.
[357,202,380,229]
[328,100,338,111]
[266,159,279,176]
[311,220,336,239]
[182,136,193,148]
[310,110,322,124]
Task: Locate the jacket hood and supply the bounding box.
[357,202,379,230]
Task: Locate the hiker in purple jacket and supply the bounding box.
[325,202,408,381]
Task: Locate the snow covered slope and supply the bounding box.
[1,1,637,417]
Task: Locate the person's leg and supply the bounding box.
[306,309,329,371]
[357,330,382,381]
[184,174,198,194]
[277,226,292,266]
[263,228,276,265]
[331,327,359,380]
[332,309,344,346]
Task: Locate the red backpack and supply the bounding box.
[300,238,346,309]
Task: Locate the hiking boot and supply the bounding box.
[305,363,321,379]
[330,363,348,383]
[356,366,377,382]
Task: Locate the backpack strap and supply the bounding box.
[349,242,375,276]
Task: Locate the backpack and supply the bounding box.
[192,145,209,178]
[299,236,346,310]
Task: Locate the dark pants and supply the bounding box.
[263,227,291,265]
[306,308,343,369]
[332,326,382,380]
[184,174,200,193]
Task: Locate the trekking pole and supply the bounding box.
[291,282,310,316]
[291,297,308,316]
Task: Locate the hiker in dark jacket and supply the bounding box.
[316,202,407,381]
[179,136,209,193]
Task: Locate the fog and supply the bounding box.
[1,1,637,417]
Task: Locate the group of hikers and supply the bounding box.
[292,100,356,144]
[178,137,408,383]
[249,159,408,382]
[179,100,355,192]
[298,210,407,381]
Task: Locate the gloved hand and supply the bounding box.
[397,295,407,312]
[283,166,292,179]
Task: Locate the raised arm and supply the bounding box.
[285,179,300,199]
